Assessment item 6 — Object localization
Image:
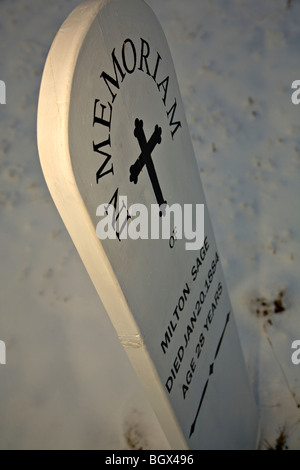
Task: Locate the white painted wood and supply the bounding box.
[37,0,259,449]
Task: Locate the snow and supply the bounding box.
[0,0,300,450]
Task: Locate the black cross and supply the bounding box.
[130,118,167,215]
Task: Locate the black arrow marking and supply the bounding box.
[214,311,230,361]
[189,311,231,439]
[189,379,209,439]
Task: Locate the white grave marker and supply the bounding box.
[37,0,259,449]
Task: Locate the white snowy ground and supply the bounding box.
[0,0,300,450]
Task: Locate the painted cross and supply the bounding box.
[130,118,167,214]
